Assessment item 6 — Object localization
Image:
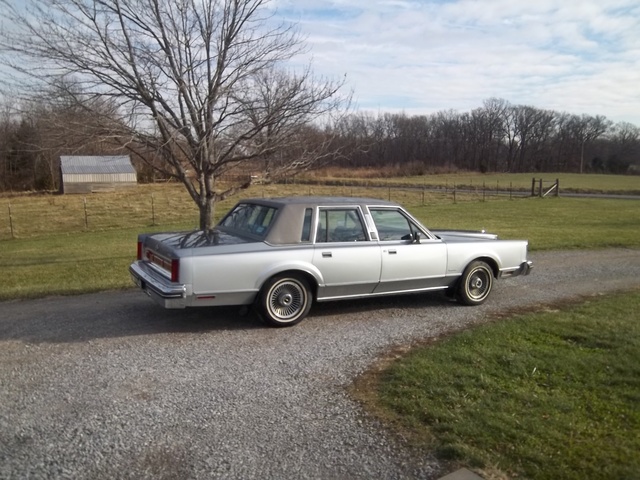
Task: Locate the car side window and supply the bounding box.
[370,209,414,241]
[301,208,313,242]
[316,208,367,243]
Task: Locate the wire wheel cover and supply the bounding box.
[268,280,306,320]
[466,267,491,300]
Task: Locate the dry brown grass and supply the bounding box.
[0,181,492,240]
[0,184,196,239]
[307,164,459,179]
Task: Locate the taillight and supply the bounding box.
[171,259,180,282]
[137,241,143,260]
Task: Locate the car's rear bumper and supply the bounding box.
[129,261,187,309]
[500,260,533,278]
[518,260,533,276]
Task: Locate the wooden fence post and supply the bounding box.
[8,203,15,239]
[531,177,536,197]
[539,178,543,197]
[83,197,89,229]
[151,193,156,226]
[556,178,560,197]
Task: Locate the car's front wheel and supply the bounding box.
[457,260,494,305]
[257,273,312,327]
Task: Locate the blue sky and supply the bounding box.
[270,0,640,125]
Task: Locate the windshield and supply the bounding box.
[217,203,278,239]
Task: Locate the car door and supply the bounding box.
[312,207,382,299]
[369,208,448,293]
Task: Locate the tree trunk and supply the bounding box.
[199,198,214,231]
[194,170,216,231]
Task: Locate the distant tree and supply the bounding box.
[472,98,509,172]
[0,102,19,191]
[606,122,639,174]
[569,114,612,174]
[505,105,555,172]
[332,112,377,168]
[0,0,348,228]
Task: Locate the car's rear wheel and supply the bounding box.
[257,273,312,327]
[457,260,493,305]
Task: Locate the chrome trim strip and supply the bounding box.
[317,285,449,302]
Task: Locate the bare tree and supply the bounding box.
[606,122,640,173]
[0,0,348,228]
[569,115,612,174]
[476,98,509,172]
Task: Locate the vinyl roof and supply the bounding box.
[243,196,398,206]
[60,155,135,175]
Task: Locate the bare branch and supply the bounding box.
[0,0,348,227]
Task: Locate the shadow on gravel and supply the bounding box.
[0,293,264,344]
[0,289,458,344]
[309,291,455,320]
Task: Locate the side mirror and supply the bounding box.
[413,231,421,244]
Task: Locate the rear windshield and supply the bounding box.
[218,203,278,239]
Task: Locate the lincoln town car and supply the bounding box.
[129,197,532,326]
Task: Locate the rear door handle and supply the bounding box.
[322,252,332,258]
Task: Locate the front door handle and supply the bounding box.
[388,249,397,255]
[322,252,332,258]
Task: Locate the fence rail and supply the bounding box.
[0,182,541,241]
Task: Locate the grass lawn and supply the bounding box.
[1,182,640,300]
[353,291,640,480]
[302,170,640,195]
[0,229,141,300]
[407,197,640,250]
[301,168,640,195]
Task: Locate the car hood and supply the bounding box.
[431,229,498,241]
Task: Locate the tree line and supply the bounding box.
[2,95,638,193]
[333,98,639,176]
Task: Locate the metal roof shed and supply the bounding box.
[60,155,137,194]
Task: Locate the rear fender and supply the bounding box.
[255,262,324,293]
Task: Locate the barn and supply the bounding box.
[60,155,137,194]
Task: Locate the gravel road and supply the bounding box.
[1,249,639,479]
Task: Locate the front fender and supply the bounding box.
[446,247,501,276]
[445,240,528,276]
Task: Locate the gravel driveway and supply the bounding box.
[1,249,639,479]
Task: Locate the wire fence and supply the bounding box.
[0,186,197,240]
[0,182,531,241]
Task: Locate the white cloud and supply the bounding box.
[274,0,640,124]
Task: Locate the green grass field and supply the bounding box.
[1,179,640,300]
[353,291,640,480]
[302,170,640,194]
